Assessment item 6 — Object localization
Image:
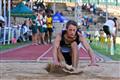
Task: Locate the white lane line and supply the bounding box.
[36,46,53,62]
[40,57,52,60]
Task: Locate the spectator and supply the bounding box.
[46,14,53,44]
[103,17,118,49]
[30,20,38,45]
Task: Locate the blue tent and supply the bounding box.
[52,12,68,23]
[11,3,34,18]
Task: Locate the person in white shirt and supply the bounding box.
[103,17,117,49]
[42,13,47,44]
[36,11,44,45]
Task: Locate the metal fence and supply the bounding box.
[0,27,21,45]
[82,0,120,6]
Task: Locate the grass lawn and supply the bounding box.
[0,41,31,52]
[90,40,120,61]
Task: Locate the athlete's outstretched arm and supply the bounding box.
[78,32,98,66]
[52,34,61,64]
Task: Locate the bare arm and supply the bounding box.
[78,32,97,66]
[53,34,61,63]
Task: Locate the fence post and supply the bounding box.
[105,0,108,21]
[11,28,14,41]
[7,28,9,44]
[18,28,21,39]
[0,0,2,16]
[3,28,6,45]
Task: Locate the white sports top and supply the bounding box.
[104,20,116,35]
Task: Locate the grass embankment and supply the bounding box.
[90,39,120,60]
[0,41,31,52]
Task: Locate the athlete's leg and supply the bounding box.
[109,26,116,49]
[112,34,116,49]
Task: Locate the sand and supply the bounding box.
[0,61,120,80]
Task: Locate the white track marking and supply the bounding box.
[37,46,53,61]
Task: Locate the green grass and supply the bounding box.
[90,40,120,61]
[0,41,31,52]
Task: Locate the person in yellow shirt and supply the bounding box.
[99,29,106,47]
[46,14,53,43]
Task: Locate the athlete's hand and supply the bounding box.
[53,61,61,66]
[54,61,66,68]
[88,57,99,66]
[88,62,99,66]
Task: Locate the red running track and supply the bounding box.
[0,44,51,60]
[40,47,103,61]
[0,44,103,61]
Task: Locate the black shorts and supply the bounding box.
[103,25,111,35]
[47,28,53,32]
[61,47,72,65]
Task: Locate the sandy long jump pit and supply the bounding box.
[0,61,120,80]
